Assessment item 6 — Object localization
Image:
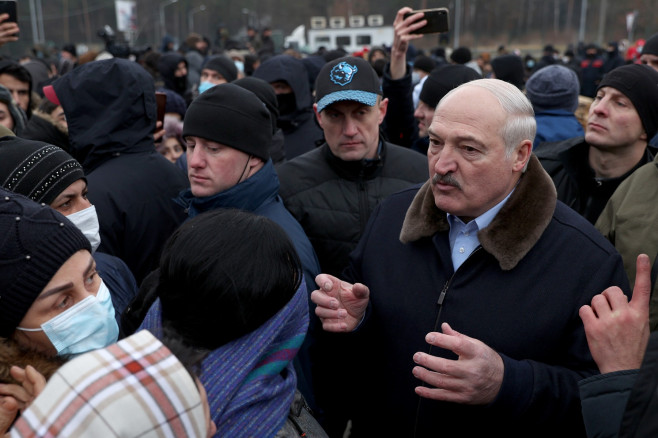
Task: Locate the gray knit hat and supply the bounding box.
[525,65,580,112]
[0,188,91,337]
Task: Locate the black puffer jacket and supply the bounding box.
[53,58,189,284]
[277,141,427,277]
[536,137,656,224]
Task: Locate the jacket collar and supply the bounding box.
[400,155,557,270]
[323,140,385,181]
[177,159,279,218]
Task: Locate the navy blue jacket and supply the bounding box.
[339,156,629,437]
[177,160,321,294]
[94,251,138,330]
[534,109,584,149]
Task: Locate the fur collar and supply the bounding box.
[400,155,557,270]
[0,337,65,384]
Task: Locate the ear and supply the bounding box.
[512,140,532,172]
[377,97,389,124]
[313,103,324,129]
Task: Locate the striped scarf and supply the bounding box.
[140,279,309,437]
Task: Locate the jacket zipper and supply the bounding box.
[412,246,482,437]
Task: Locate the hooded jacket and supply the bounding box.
[253,55,324,159]
[157,52,191,105]
[21,109,70,151]
[336,155,628,437]
[52,58,189,284]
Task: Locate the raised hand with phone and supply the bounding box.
[0,0,18,47]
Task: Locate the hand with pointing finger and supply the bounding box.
[579,254,651,374]
[311,273,369,332]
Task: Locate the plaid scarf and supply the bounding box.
[140,280,309,437]
[11,330,207,437]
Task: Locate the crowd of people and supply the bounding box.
[0,5,656,437]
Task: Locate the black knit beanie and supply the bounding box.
[450,47,472,64]
[419,64,481,109]
[0,188,91,337]
[597,64,658,140]
[183,83,271,161]
[0,137,85,206]
[232,76,279,135]
[642,33,658,56]
[202,55,238,83]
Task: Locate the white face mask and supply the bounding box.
[66,205,101,253]
[16,280,119,357]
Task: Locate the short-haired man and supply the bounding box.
[277,56,427,278]
[310,79,629,436]
[536,64,658,224]
[0,61,32,118]
[176,82,320,295]
[276,55,428,435]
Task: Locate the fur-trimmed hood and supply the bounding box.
[399,154,557,270]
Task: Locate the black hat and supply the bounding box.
[232,76,279,135]
[0,137,85,205]
[315,56,382,113]
[419,64,481,109]
[202,55,238,83]
[491,54,526,89]
[525,65,580,112]
[413,55,436,74]
[643,33,658,56]
[183,83,271,161]
[450,47,472,64]
[0,188,91,337]
[597,64,658,140]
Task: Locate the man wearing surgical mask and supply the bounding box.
[0,136,138,330]
[197,54,238,95]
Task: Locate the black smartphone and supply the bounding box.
[0,0,18,37]
[404,8,450,35]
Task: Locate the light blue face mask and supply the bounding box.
[198,81,217,94]
[234,60,244,73]
[16,280,119,357]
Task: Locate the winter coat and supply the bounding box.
[21,110,70,152]
[94,252,138,331]
[253,55,324,159]
[579,331,658,438]
[381,62,419,149]
[595,154,658,329]
[535,137,656,224]
[533,109,584,149]
[52,58,189,285]
[336,155,628,437]
[277,141,428,278]
[176,159,320,295]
